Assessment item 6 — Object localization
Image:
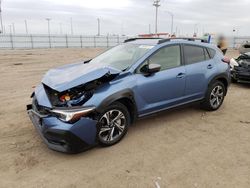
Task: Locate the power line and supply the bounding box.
[153,0,160,34]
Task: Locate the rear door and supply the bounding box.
[183,44,216,100]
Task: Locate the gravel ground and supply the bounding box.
[0,48,249,188]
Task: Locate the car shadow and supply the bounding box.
[232,82,250,89]
[61,102,204,156]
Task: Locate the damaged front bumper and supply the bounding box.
[27,104,98,153]
[231,67,250,83]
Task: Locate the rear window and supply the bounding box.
[207,48,216,58]
[184,45,206,65]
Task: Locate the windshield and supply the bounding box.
[89,44,154,71]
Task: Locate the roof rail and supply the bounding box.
[124,37,163,43]
[158,37,208,44]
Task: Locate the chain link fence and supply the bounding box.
[0,34,129,49]
[0,34,250,49]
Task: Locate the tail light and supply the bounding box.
[222,57,230,64]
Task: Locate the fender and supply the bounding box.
[96,89,138,122]
[96,89,136,111]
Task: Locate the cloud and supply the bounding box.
[1,0,250,36]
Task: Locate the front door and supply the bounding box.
[134,45,186,116]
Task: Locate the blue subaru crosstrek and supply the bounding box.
[27,38,230,153]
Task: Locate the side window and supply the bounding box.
[184,45,205,65]
[146,45,181,71]
[207,48,216,58]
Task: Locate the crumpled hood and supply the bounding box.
[42,61,121,92]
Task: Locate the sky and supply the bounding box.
[1,0,250,36]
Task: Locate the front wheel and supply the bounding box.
[201,81,226,111]
[97,102,130,146]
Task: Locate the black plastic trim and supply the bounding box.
[96,89,138,123]
[158,37,208,44]
[208,73,230,95]
[124,37,163,43]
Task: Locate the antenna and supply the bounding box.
[153,0,160,34]
[0,0,3,34]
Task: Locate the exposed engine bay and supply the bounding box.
[43,73,117,108]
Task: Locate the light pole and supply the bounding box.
[0,0,4,34]
[46,18,51,48]
[194,23,199,37]
[166,11,174,35]
[12,22,15,34]
[70,17,73,35]
[9,25,11,34]
[59,23,63,35]
[97,18,100,36]
[46,18,51,35]
[24,20,28,34]
[153,0,160,34]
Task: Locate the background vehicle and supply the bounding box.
[239,41,250,54]
[230,52,250,83]
[27,38,230,153]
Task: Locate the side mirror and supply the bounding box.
[140,63,161,75]
[148,63,161,74]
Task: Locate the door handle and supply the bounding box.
[176,73,185,78]
[207,64,213,69]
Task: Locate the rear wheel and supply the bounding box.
[201,81,226,111]
[97,102,130,146]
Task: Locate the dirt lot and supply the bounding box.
[0,48,249,188]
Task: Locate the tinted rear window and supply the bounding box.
[184,45,205,65]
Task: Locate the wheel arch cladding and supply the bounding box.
[208,74,229,95]
[96,89,137,123]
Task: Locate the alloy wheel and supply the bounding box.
[209,85,224,109]
[98,110,126,143]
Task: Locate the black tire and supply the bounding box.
[201,81,226,111]
[96,102,130,146]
